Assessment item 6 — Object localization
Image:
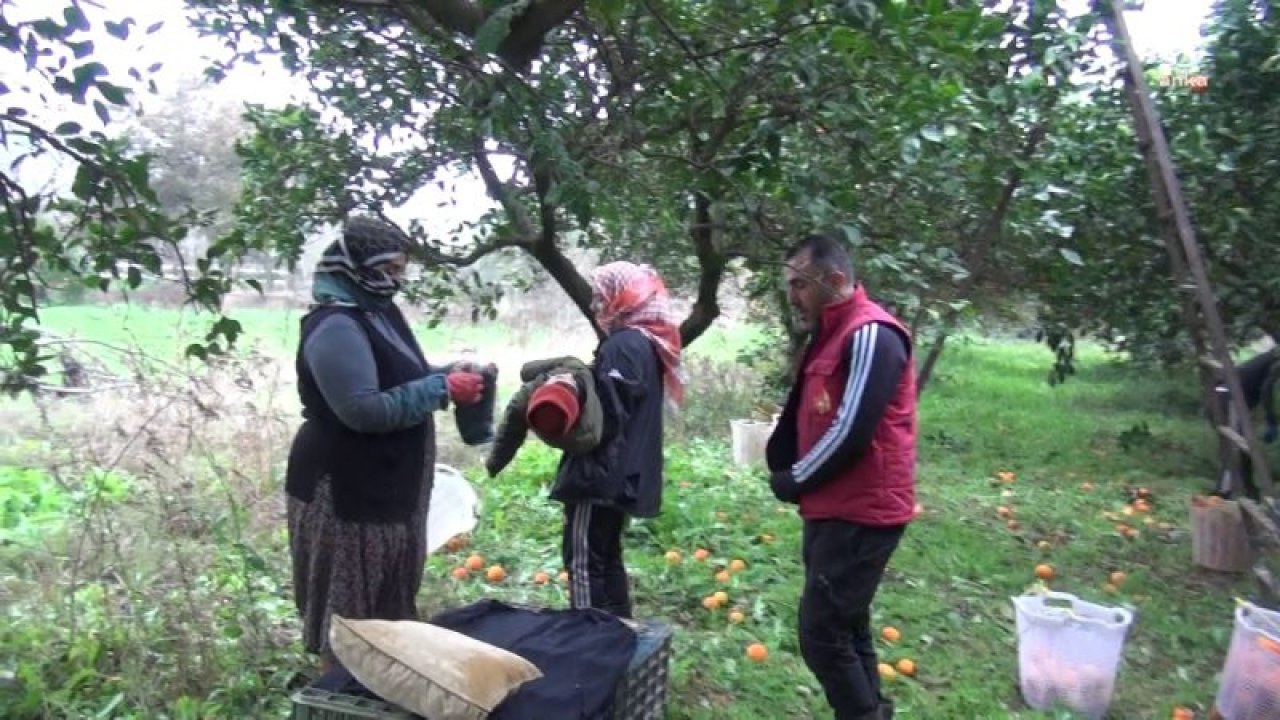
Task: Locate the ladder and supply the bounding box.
[1098,0,1274,499]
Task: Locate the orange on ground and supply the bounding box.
[485,565,507,582]
[1109,571,1127,586]
[877,663,897,681]
[895,659,916,676]
[1037,540,1052,550]
[1172,707,1195,720]
[715,570,732,583]
[664,550,681,564]
[1081,481,1095,491]
[694,548,710,562]
[1034,563,1055,581]
[713,591,729,606]
[997,505,1013,518]
[729,559,747,572]
[1103,582,1118,594]
[558,570,570,583]
[728,609,746,624]
[464,554,485,571]
[746,643,768,662]
[1007,520,1022,531]
[533,571,551,585]
[701,595,719,611]
[450,566,469,580]
[881,626,901,643]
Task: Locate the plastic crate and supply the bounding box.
[291,620,673,720]
[609,620,673,720]
[291,686,412,719]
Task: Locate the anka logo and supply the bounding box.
[1158,70,1210,93]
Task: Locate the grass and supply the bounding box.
[2,303,1274,719]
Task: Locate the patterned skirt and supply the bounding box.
[287,468,433,656]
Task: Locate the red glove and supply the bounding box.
[446,371,484,406]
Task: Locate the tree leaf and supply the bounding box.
[1058,247,1084,266]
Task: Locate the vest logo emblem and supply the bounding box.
[814,388,832,415]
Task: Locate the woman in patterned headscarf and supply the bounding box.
[284,214,486,671]
[552,260,685,619]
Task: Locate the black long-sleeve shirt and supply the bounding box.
[789,321,909,490]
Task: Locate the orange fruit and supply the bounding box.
[1081,481,1095,491]
[877,662,897,681]
[1037,540,1052,550]
[533,571,551,585]
[881,626,901,643]
[715,570,732,583]
[664,550,682,564]
[1007,520,1022,531]
[1103,582,1118,594]
[465,554,485,571]
[896,658,916,676]
[728,609,746,624]
[746,643,768,662]
[1034,563,1055,581]
[1109,571,1127,586]
[729,559,747,572]
[450,566,469,580]
[997,506,1013,518]
[694,548,710,562]
[701,595,720,610]
[713,591,729,606]
[1121,527,1139,540]
[485,565,507,582]
[1172,707,1195,720]
[759,534,775,544]
[1133,499,1151,513]
[558,570,570,583]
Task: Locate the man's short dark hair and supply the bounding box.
[786,233,855,282]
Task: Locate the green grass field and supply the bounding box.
[2,303,1273,719]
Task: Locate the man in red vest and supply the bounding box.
[766,233,918,720]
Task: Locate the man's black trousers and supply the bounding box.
[799,518,906,720]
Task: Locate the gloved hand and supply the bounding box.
[446,371,485,406]
[1264,422,1278,444]
[769,469,803,504]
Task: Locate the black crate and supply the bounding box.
[291,620,673,720]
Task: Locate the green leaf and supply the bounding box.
[1058,248,1084,266]
[901,136,922,164]
[97,82,129,105]
[104,20,131,41]
[474,1,528,56]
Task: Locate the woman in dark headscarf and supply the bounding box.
[284,214,485,670]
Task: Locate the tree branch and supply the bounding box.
[473,145,536,239]
[680,191,727,345]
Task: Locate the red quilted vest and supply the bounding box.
[795,286,917,526]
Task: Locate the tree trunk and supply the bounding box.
[915,333,949,396]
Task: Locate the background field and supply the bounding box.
[1,301,1272,719]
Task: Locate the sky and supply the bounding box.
[0,0,1219,241]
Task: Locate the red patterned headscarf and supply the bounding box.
[592,261,685,406]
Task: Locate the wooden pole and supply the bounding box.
[1099,0,1273,497]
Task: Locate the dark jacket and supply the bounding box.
[550,329,666,518]
[485,356,604,477]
